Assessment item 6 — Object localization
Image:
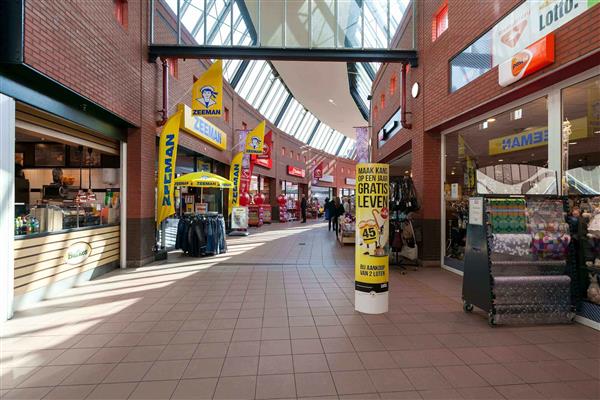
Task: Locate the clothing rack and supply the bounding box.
[389,176,420,272]
[462,195,575,325]
[175,213,227,257]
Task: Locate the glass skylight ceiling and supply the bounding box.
[161,0,410,157]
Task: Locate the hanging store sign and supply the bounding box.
[313,162,324,179]
[287,165,305,178]
[489,116,588,155]
[355,163,389,314]
[178,104,227,150]
[377,109,401,148]
[192,59,223,117]
[228,152,244,213]
[491,0,598,66]
[319,175,334,183]
[498,34,554,87]
[253,130,273,169]
[157,111,183,227]
[64,242,92,265]
[244,121,266,155]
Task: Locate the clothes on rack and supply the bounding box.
[390,176,419,212]
[175,214,227,257]
[488,198,527,233]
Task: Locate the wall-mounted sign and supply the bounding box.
[287,165,305,178]
[498,34,554,87]
[197,160,211,172]
[178,103,227,151]
[313,162,324,179]
[491,0,597,66]
[319,175,334,183]
[346,178,356,185]
[231,206,249,229]
[377,109,401,148]
[64,242,92,265]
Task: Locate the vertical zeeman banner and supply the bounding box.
[192,60,223,117]
[355,163,389,313]
[156,111,183,228]
[228,151,244,215]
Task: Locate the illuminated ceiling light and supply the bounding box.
[487,118,496,123]
[512,109,522,120]
[451,171,455,175]
[579,159,583,162]
[328,99,335,105]
[404,170,409,174]
[569,142,578,145]
[480,121,489,130]
[498,159,504,162]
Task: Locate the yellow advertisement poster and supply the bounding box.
[355,163,389,294]
[228,151,244,214]
[244,120,266,155]
[192,60,223,118]
[156,111,183,228]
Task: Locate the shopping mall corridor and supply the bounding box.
[1,221,598,400]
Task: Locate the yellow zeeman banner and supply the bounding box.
[355,163,389,296]
[228,151,244,214]
[157,111,183,228]
[192,60,223,118]
[244,120,266,154]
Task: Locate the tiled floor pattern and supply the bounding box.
[1,221,599,399]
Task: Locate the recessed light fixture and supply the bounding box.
[451,171,455,175]
[512,109,523,120]
[579,159,583,162]
[480,121,489,129]
[404,170,409,174]
[498,159,504,162]
[569,142,578,145]
[328,99,335,104]
[487,118,496,123]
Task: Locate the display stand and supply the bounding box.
[462,195,575,325]
[262,205,272,223]
[337,216,355,246]
[248,205,264,227]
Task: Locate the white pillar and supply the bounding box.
[0,94,15,321]
[547,90,562,194]
[120,141,127,268]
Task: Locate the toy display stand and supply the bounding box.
[462,194,575,326]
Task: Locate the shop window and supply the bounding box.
[432,2,448,41]
[450,32,492,92]
[563,75,600,194]
[443,96,549,268]
[114,0,128,28]
[380,94,385,109]
[224,107,230,123]
[167,58,178,79]
[390,75,397,96]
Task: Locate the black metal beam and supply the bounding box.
[149,45,418,66]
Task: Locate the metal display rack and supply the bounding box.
[462,195,575,326]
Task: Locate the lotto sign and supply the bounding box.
[355,163,390,314]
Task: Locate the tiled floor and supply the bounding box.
[1,221,599,399]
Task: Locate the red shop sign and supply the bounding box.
[498,33,554,87]
[287,165,305,178]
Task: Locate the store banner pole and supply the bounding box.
[354,163,390,314]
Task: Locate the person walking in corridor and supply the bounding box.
[332,197,344,234]
[300,194,307,223]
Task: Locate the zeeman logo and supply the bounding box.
[502,129,548,151]
[232,164,240,204]
[193,117,223,145]
[249,136,262,150]
[194,85,221,116]
[162,133,176,206]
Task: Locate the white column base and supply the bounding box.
[355,290,388,314]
